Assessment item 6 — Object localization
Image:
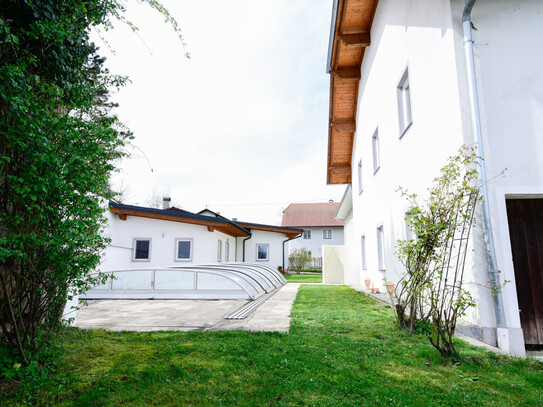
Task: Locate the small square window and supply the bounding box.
[397,68,413,137]
[256,244,269,261]
[133,239,151,261]
[303,230,311,239]
[323,229,332,239]
[175,239,192,261]
[372,129,380,173]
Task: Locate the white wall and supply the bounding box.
[450,0,543,354]
[288,226,344,259]
[101,211,236,271]
[349,0,464,293]
[338,0,542,354]
[235,230,287,271]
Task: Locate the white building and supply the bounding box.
[324,0,543,356]
[103,202,302,272]
[281,202,344,266]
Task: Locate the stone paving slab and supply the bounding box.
[75,283,301,333]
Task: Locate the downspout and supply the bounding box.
[462,0,506,329]
[282,233,303,271]
[242,231,252,262]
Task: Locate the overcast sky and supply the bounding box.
[95,0,345,225]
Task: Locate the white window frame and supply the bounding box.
[358,159,363,194]
[376,225,386,271]
[361,235,367,270]
[372,128,380,173]
[217,240,222,262]
[132,238,151,262]
[323,229,332,239]
[303,230,311,239]
[174,238,193,262]
[256,244,269,261]
[397,67,413,137]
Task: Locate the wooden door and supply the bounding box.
[506,199,543,346]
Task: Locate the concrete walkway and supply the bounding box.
[74,283,301,333]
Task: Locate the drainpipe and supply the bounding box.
[462,0,506,329]
[242,231,252,262]
[282,233,303,271]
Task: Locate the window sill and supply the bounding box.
[399,121,413,139]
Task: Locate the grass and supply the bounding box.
[285,273,323,283]
[2,286,542,406]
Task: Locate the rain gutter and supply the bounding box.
[326,0,340,73]
[242,231,252,262]
[462,0,506,329]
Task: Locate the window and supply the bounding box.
[217,240,222,262]
[323,229,332,239]
[303,230,311,239]
[397,68,412,137]
[376,226,386,270]
[256,244,269,261]
[133,238,151,261]
[361,235,367,270]
[372,129,380,173]
[175,239,192,261]
[225,241,230,262]
[358,159,363,194]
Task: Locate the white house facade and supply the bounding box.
[102,202,302,272]
[281,202,344,265]
[325,0,543,356]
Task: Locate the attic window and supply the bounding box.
[133,238,151,261]
[303,230,311,239]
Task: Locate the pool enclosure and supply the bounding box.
[81,263,286,301]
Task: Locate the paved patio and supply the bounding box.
[74,283,301,333]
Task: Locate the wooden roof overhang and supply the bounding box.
[109,205,250,238]
[236,222,303,240]
[327,0,379,184]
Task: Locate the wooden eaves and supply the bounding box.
[109,206,251,238]
[327,0,379,184]
[236,222,303,240]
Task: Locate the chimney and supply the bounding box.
[162,197,171,209]
[232,218,238,221]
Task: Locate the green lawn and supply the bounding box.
[2,286,542,406]
[285,273,323,283]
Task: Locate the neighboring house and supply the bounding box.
[103,201,302,272]
[281,202,344,266]
[324,0,543,356]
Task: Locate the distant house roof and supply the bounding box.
[281,202,344,227]
[109,202,302,239]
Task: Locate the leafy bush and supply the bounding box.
[288,248,312,273]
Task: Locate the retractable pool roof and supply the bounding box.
[82,262,286,301]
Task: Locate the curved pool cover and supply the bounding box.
[81,263,287,300]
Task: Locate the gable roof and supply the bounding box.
[109,202,302,239]
[326,0,379,184]
[109,201,251,238]
[281,202,344,227]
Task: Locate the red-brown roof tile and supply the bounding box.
[281,203,343,227]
